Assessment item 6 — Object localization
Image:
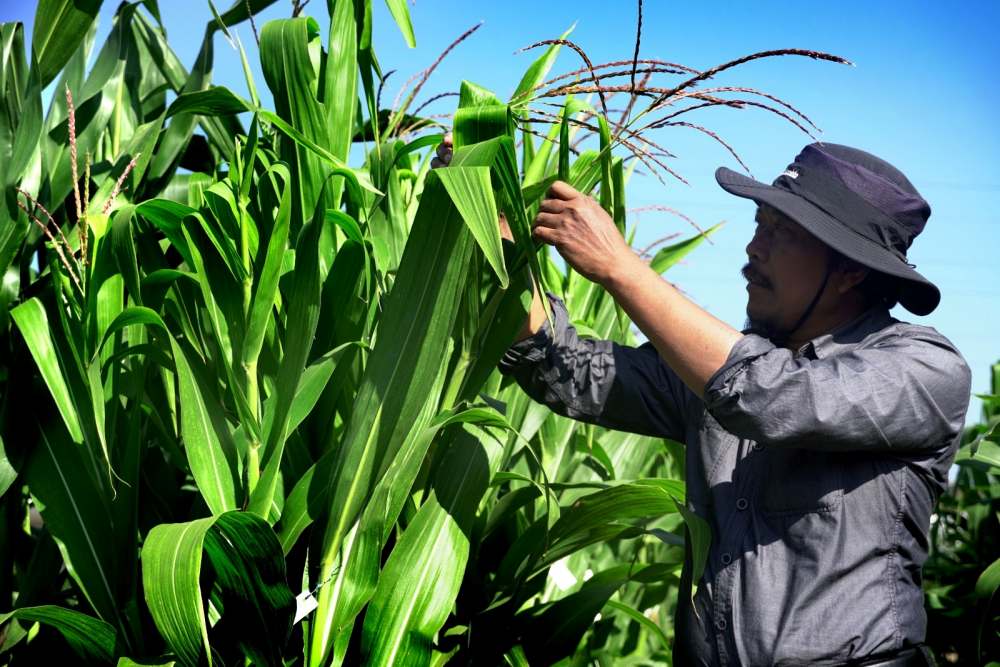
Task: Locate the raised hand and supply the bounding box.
[532,180,635,285]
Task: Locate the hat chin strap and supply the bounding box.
[773,265,831,348]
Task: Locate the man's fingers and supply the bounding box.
[499,214,513,241]
[538,198,567,214]
[547,179,580,201]
[531,225,558,245]
[533,212,563,229]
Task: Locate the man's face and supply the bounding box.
[742,204,832,335]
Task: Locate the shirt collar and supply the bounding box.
[797,305,895,359]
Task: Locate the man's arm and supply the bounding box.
[702,328,971,452]
[531,181,744,398]
[499,294,693,440]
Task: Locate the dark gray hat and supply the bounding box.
[716,143,939,315]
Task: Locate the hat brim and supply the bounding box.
[715,167,940,316]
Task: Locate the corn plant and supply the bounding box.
[0,0,857,664]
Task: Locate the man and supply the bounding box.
[438,137,971,665]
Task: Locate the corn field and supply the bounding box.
[0,1,994,665]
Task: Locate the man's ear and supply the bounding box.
[835,259,869,295]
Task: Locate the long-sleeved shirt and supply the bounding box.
[497,295,971,666]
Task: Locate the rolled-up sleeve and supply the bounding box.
[703,327,972,452]
[498,294,691,440]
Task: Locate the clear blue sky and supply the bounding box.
[5,1,998,422]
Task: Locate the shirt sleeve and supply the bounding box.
[702,326,972,452]
[497,294,692,440]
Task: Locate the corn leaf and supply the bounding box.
[649,222,724,274]
[360,422,506,666]
[142,511,293,667]
[436,166,507,287]
[11,299,84,443]
[308,172,477,664]
[24,421,119,628]
[383,0,416,48]
[0,605,119,665]
[30,0,103,88]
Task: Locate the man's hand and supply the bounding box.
[431,132,453,169]
[532,180,637,285]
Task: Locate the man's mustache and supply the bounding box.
[741,262,773,289]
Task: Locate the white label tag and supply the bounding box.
[294,591,319,624]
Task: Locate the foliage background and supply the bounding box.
[5,0,995,418]
[0,0,996,665]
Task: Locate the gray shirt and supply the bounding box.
[497,295,971,666]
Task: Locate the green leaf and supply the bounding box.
[360,423,506,666]
[436,166,508,287]
[24,422,120,628]
[604,599,671,652]
[323,0,360,209]
[11,299,84,442]
[649,222,724,274]
[246,188,326,517]
[307,171,479,664]
[165,86,250,117]
[168,336,241,515]
[142,511,293,667]
[31,0,103,88]
[974,557,1000,599]
[510,24,573,104]
[243,164,292,366]
[956,439,1000,470]
[671,495,712,600]
[383,0,416,48]
[549,479,685,545]
[0,605,118,664]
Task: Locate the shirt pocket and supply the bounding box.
[758,447,844,516]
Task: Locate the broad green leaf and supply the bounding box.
[383,0,416,48]
[246,188,326,517]
[516,564,636,663]
[436,166,508,287]
[31,0,103,88]
[956,439,1000,469]
[550,479,685,545]
[168,337,240,515]
[11,299,84,442]
[24,422,120,628]
[243,164,291,366]
[164,86,250,117]
[142,511,293,667]
[0,433,16,498]
[361,423,506,666]
[308,172,477,665]
[323,0,360,210]
[0,605,118,664]
[671,495,711,600]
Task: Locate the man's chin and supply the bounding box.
[744,309,782,339]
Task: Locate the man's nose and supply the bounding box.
[746,227,769,262]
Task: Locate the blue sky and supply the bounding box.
[5,0,998,422]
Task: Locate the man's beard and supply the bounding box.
[744,314,782,340]
[741,262,782,339]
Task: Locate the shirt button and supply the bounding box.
[736,497,749,511]
[716,618,727,631]
[721,552,732,565]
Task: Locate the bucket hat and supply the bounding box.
[716,143,939,315]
